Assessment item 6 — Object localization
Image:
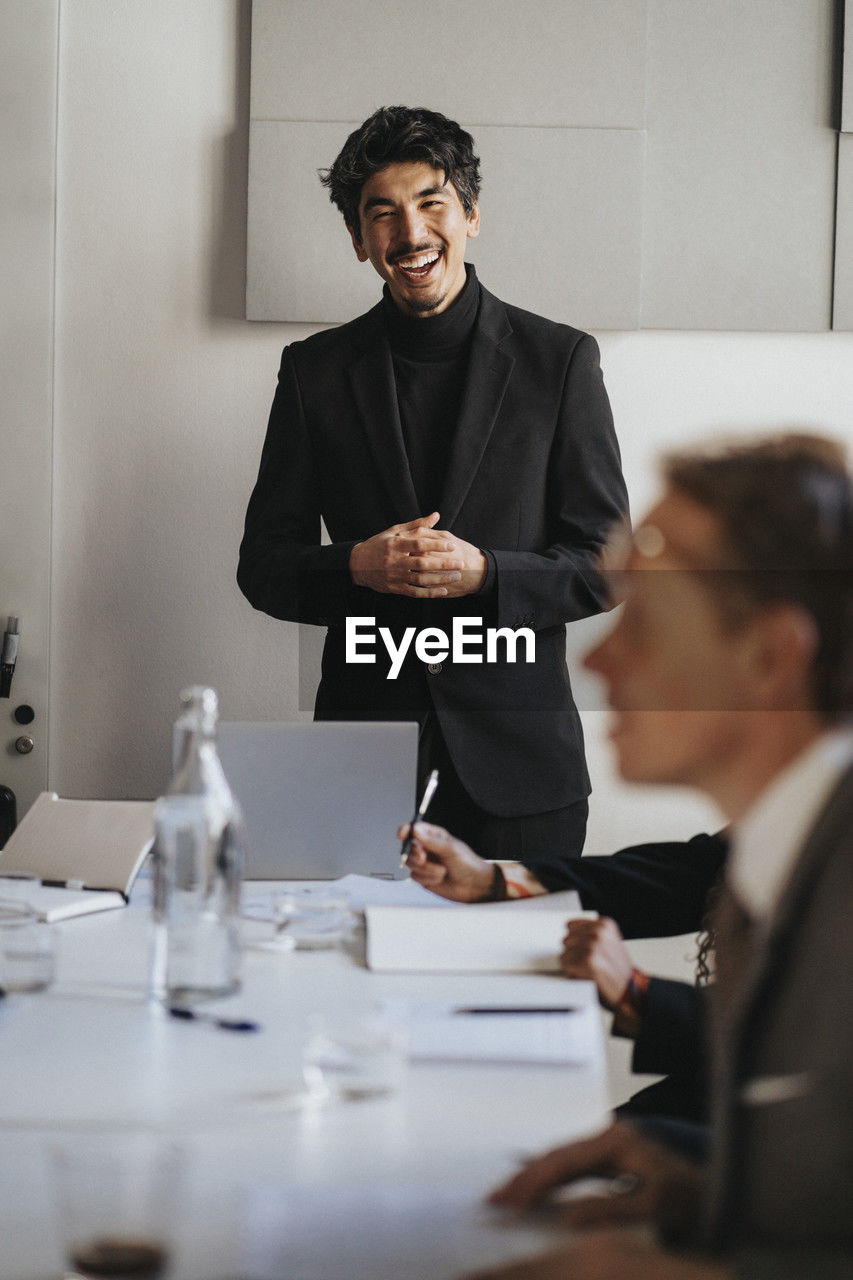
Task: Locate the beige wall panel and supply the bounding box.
[247,120,643,327]
[640,0,837,330]
[251,0,648,129]
[466,126,642,329]
[833,136,853,327]
[247,121,380,323]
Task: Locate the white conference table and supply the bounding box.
[0,884,609,1280]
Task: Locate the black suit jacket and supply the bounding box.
[237,281,627,815]
[573,832,726,1130]
[546,831,728,933]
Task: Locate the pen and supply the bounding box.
[399,768,439,866]
[168,1006,261,1033]
[453,1006,579,1015]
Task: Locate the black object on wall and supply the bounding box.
[0,786,16,848]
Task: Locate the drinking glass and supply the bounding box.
[273,888,353,950]
[0,899,55,992]
[51,1131,183,1279]
[302,1012,407,1100]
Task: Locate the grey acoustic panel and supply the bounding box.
[247,120,379,323]
[250,0,648,129]
[247,120,643,327]
[844,0,853,132]
[640,0,837,330]
[833,135,853,328]
[467,127,642,329]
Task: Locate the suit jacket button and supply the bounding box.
[427,662,443,675]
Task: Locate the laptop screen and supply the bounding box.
[214,721,418,879]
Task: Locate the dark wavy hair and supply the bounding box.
[665,434,853,723]
[319,105,481,241]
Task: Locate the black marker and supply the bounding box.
[454,1006,580,1016]
[0,617,19,699]
[399,769,439,867]
[168,1006,261,1033]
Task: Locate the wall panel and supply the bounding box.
[248,0,842,332]
[247,120,644,327]
[247,0,647,326]
[250,0,648,128]
[641,0,837,330]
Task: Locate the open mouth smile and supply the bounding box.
[393,249,442,283]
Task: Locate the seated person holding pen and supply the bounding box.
[462,434,853,1280]
[401,822,720,1130]
[400,821,727,940]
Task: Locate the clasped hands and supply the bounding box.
[349,511,487,598]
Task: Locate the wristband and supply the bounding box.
[611,968,650,1039]
[503,878,534,898]
[481,863,508,902]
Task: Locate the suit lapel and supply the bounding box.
[704,763,853,1246]
[723,763,853,1048]
[347,305,421,524]
[438,287,515,530]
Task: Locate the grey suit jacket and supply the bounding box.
[703,762,853,1279]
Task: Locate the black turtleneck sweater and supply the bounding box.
[382,264,479,514]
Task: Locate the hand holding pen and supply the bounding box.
[399,769,439,867]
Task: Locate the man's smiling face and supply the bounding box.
[349,161,480,316]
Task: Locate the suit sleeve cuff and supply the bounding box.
[474,550,496,596]
[495,861,548,898]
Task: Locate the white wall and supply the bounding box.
[48,1,853,853]
[0,0,57,817]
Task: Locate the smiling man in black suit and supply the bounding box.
[237,105,627,884]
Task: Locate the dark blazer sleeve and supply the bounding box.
[631,978,709,1078]
[489,333,628,632]
[534,831,728,938]
[236,346,358,627]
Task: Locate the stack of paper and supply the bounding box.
[365,892,589,972]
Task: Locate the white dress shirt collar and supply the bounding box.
[728,727,853,921]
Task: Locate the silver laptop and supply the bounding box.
[214,721,418,879]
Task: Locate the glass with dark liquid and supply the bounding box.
[68,1236,169,1278]
[52,1133,182,1280]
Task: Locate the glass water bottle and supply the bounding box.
[150,686,245,1003]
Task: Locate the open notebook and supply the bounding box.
[0,792,155,921]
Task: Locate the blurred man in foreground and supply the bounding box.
[465,434,853,1280]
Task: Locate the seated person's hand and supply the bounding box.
[398,821,495,902]
[487,1121,706,1236]
[560,916,633,1010]
[462,1229,731,1280]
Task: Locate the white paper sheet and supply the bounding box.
[381,998,600,1065]
[0,879,125,923]
[244,877,582,914]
